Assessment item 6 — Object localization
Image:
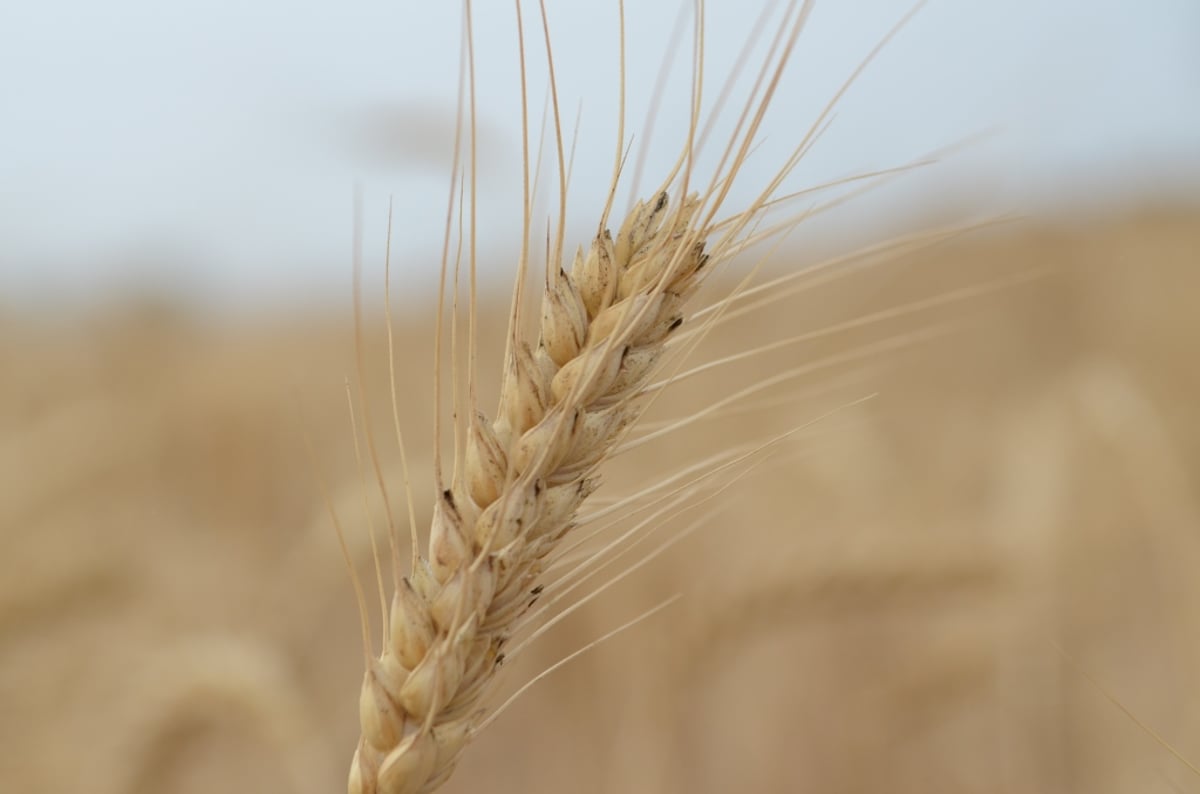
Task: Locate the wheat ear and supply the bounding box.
[350,181,719,792]
[345,0,922,790]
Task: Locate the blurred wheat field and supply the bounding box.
[3,208,1199,793]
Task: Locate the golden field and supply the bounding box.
[3,207,1199,793]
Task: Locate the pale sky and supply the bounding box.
[2,0,1198,312]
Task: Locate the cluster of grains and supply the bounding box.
[350,191,708,794]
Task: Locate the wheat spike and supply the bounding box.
[350,183,714,792]
[345,0,921,790]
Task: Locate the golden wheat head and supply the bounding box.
[342,1,927,791]
[350,186,712,792]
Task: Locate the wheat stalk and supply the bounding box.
[344,1,925,792]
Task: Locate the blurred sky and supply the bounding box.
[2,0,1198,312]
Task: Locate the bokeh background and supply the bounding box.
[3,1,1199,792]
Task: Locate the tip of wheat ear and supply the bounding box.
[349,190,708,794]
